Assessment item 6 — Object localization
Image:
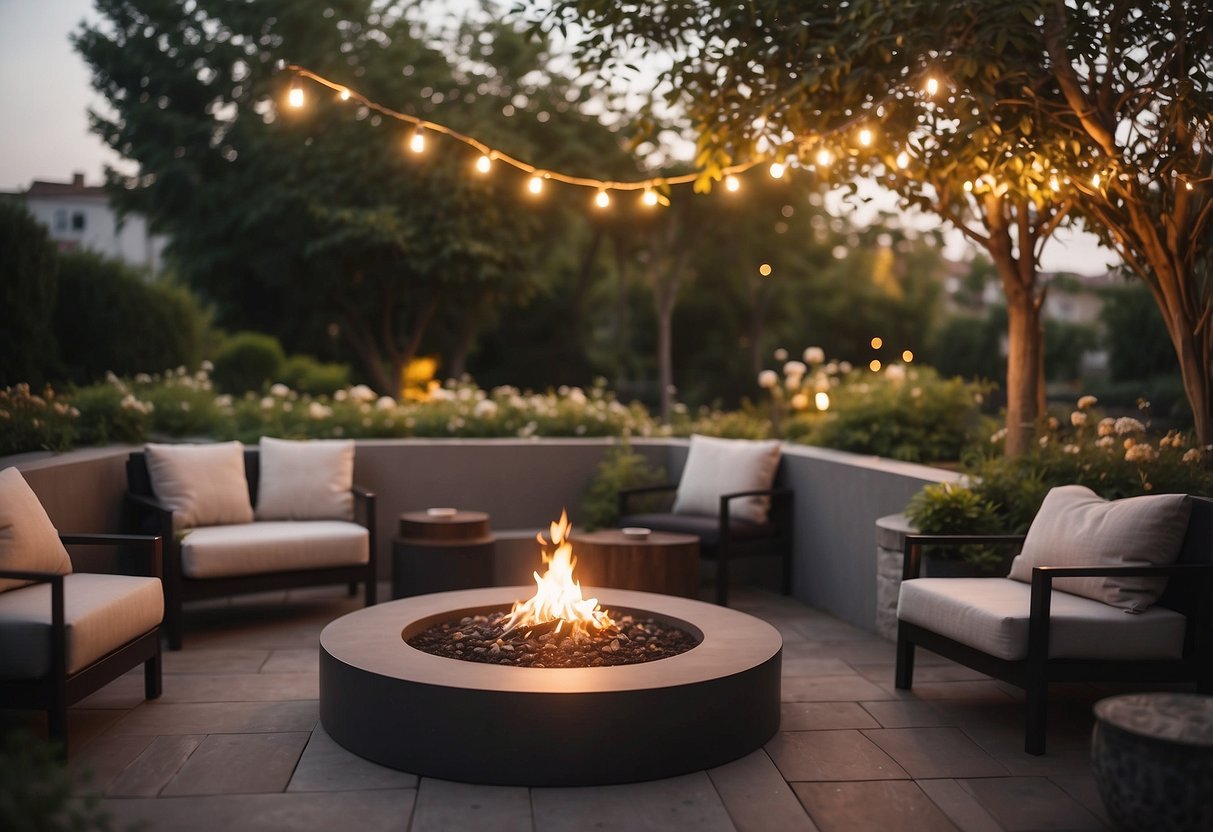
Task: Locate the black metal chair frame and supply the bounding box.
[125,449,377,650]
[618,483,794,606]
[0,533,163,758]
[895,497,1213,755]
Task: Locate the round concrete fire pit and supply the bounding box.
[319,586,781,786]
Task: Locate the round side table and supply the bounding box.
[1092,692,1213,832]
[569,529,700,598]
[391,510,495,599]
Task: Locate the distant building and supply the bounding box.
[10,173,168,277]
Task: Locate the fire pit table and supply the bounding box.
[319,586,781,786]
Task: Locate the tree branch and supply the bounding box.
[1044,0,1118,158]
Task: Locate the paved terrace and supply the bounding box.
[5,585,1122,831]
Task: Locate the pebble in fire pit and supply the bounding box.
[406,610,699,668]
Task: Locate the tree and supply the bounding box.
[75,1,629,395]
[0,201,58,387]
[528,0,1213,447]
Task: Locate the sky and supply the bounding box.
[0,0,1120,275]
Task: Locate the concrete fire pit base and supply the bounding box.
[319,587,782,786]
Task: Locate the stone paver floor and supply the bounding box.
[6,585,1138,831]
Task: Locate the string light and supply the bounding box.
[858,128,873,147]
[769,162,785,179]
[758,263,773,276]
[409,127,426,154]
[1091,173,1101,188]
[871,336,883,349]
[896,151,910,169]
[963,180,973,192]
[925,77,939,96]
[870,359,883,372]
[595,189,610,208]
[725,175,741,192]
[815,148,832,167]
[902,350,914,362]
[1186,181,1195,191]
[641,189,659,207]
[339,88,351,101]
[475,154,491,174]
[815,391,830,411]
[1049,175,1060,190]
[287,77,304,109]
[528,175,544,195]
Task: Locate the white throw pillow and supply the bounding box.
[144,441,254,530]
[671,435,782,524]
[1007,485,1191,612]
[255,437,355,521]
[0,466,73,592]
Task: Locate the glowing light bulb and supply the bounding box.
[475,154,491,174]
[858,128,873,147]
[641,189,658,207]
[896,151,910,169]
[409,128,425,154]
[1091,173,1101,188]
[339,88,351,101]
[287,78,304,109]
[769,162,785,179]
[1186,180,1195,191]
[725,175,740,192]
[869,359,882,372]
[925,77,939,96]
[963,180,973,192]
[595,189,610,208]
[871,336,883,349]
[815,391,830,411]
[528,175,543,195]
[758,263,773,277]
[1049,175,1060,190]
[815,148,832,167]
[902,350,914,363]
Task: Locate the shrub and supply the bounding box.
[0,203,58,387]
[69,376,151,446]
[277,355,351,396]
[0,385,77,455]
[581,440,668,530]
[54,252,208,385]
[135,366,223,438]
[211,332,285,394]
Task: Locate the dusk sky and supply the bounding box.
[0,0,1120,275]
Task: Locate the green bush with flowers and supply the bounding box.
[905,395,1213,566]
[753,347,990,462]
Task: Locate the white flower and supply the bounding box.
[1047,416,1060,431]
[1097,417,1116,437]
[1070,411,1087,427]
[260,396,275,410]
[839,361,853,374]
[1114,417,1146,435]
[1077,395,1097,409]
[200,360,214,372]
[349,384,376,403]
[758,370,779,389]
[1064,444,1080,454]
[1096,435,1115,448]
[473,399,498,418]
[375,395,396,411]
[308,401,332,419]
[990,428,1008,443]
[783,360,807,377]
[134,373,152,384]
[1183,448,1202,463]
[334,389,348,402]
[773,348,789,361]
[885,364,906,382]
[825,362,839,375]
[803,346,825,365]
[270,383,290,397]
[1125,443,1157,463]
[790,392,810,410]
[1039,435,1049,447]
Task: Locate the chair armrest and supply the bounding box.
[59,533,164,579]
[352,485,376,532]
[618,484,678,517]
[0,570,69,675]
[901,534,1026,580]
[718,488,793,537]
[0,568,66,585]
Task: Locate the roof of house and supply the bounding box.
[23,173,108,200]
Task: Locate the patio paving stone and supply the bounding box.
[765,729,909,782]
[156,671,318,703]
[859,700,956,728]
[70,733,156,794]
[162,648,271,675]
[532,771,735,832]
[707,750,820,831]
[107,700,319,735]
[101,789,417,832]
[861,727,1009,779]
[160,731,310,796]
[412,777,531,832]
[792,780,959,832]
[287,725,418,792]
[779,702,880,731]
[781,674,893,702]
[915,779,1003,832]
[106,734,205,796]
[261,648,321,674]
[958,777,1106,831]
[781,656,856,677]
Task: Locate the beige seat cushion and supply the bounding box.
[897,577,1186,662]
[180,521,368,579]
[0,467,73,592]
[145,441,254,531]
[672,434,781,523]
[255,437,355,521]
[1008,485,1191,612]
[0,573,163,679]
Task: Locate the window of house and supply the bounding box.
[71,211,86,231]
[53,209,68,232]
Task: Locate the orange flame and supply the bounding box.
[500,510,613,637]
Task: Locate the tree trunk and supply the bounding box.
[655,274,677,424]
[447,302,479,381]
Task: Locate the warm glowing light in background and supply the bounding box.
[475,154,491,174]
[642,189,658,206]
[902,350,914,363]
[528,176,544,195]
[758,263,773,276]
[595,190,610,208]
[725,175,741,192]
[858,128,873,147]
[870,359,882,372]
[815,392,830,411]
[339,88,351,101]
[409,128,426,154]
[287,78,304,108]
[925,77,939,96]
[769,162,785,179]
[871,337,883,349]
